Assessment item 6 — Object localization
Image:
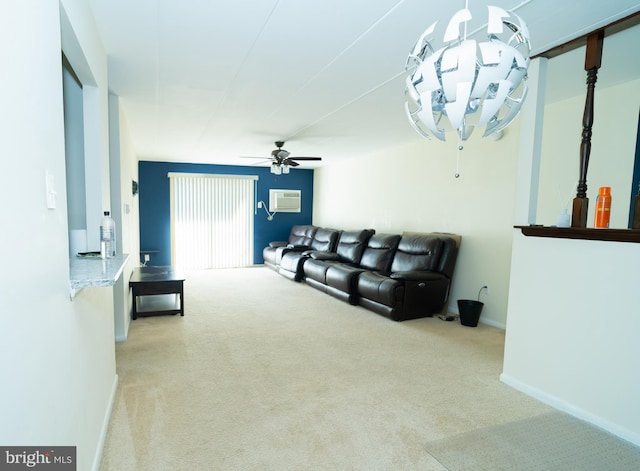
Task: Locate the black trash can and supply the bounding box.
[457,299,484,327]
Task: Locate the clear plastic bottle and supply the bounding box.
[100,211,116,258]
[556,208,570,228]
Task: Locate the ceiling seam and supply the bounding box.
[464,0,534,37]
[278,0,533,137]
[284,0,533,141]
[267,0,409,121]
[533,7,640,55]
[284,0,533,140]
[286,71,405,141]
[195,0,283,148]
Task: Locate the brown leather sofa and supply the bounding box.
[264,226,460,321]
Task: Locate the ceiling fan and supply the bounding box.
[243,141,322,174]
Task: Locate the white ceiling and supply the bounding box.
[88,0,640,168]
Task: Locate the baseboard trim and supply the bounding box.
[91,374,119,471]
[448,304,506,330]
[500,373,640,447]
[479,318,505,330]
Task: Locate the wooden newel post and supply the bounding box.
[572,31,604,228]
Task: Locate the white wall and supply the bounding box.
[503,30,640,446]
[110,94,140,341]
[116,101,141,264]
[0,1,117,470]
[503,234,640,445]
[313,127,520,328]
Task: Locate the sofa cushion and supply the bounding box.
[288,225,318,247]
[308,252,341,261]
[357,271,403,306]
[325,264,366,293]
[359,234,401,272]
[304,259,332,284]
[309,228,340,252]
[333,229,375,264]
[390,235,444,273]
[277,250,309,281]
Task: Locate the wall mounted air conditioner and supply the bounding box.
[269,189,301,213]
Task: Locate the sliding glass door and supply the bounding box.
[169,173,257,270]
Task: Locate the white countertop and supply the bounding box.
[69,253,129,298]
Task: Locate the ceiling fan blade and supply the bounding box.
[288,156,322,161]
[245,142,321,170]
[240,157,273,166]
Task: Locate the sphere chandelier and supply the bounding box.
[405,2,531,142]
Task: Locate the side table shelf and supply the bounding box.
[515,226,640,243]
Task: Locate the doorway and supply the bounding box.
[169,173,257,269]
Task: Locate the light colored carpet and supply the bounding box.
[425,411,640,471]
[99,267,636,470]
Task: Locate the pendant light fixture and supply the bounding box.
[405,1,531,142]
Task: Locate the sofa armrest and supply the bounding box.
[310,252,340,261]
[269,241,287,248]
[308,251,341,261]
[287,244,311,251]
[390,270,447,282]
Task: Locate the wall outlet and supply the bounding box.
[144,254,150,263]
[257,201,263,208]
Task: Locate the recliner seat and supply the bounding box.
[356,234,458,321]
[278,227,340,281]
[263,225,317,271]
[303,229,375,303]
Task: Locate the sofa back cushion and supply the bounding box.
[359,234,401,272]
[433,236,459,278]
[335,229,375,264]
[390,234,444,273]
[310,228,340,252]
[288,225,317,246]
[402,232,461,279]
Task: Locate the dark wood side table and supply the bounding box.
[129,266,185,320]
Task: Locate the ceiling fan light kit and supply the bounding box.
[271,163,290,175]
[405,1,531,142]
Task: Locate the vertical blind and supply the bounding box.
[169,173,257,270]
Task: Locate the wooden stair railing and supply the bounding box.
[571,31,604,228]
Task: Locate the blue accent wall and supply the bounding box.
[629,110,640,228]
[138,160,314,266]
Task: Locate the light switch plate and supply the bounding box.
[46,170,56,209]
